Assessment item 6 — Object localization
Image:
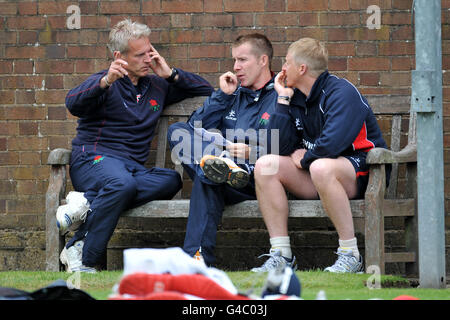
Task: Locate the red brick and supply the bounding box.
[203,29,223,43]
[359,72,380,86]
[350,0,391,10]
[392,0,413,10]
[328,58,348,71]
[0,62,13,74]
[19,122,38,135]
[67,46,107,59]
[378,42,415,56]
[356,43,377,56]
[5,106,46,120]
[199,59,220,73]
[256,13,299,26]
[204,0,223,12]
[380,72,410,87]
[327,43,356,57]
[1,76,45,90]
[5,46,45,59]
[143,15,171,29]
[18,31,38,44]
[0,31,17,44]
[16,180,40,194]
[0,152,19,166]
[288,0,328,11]
[319,12,360,26]
[224,0,264,12]
[329,0,350,10]
[0,91,15,105]
[161,0,203,13]
[14,60,33,74]
[233,14,254,27]
[266,0,285,12]
[189,45,227,58]
[7,16,46,30]
[142,0,162,13]
[192,14,233,28]
[391,57,415,70]
[36,61,74,74]
[15,91,36,105]
[8,137,47,151]
[100,1,140,14]
[349,57,390,71]
[39,121,77,136]
[348,27,390,41]
[81,16,109,29]
[36,90,67,104]
[47,107,68,121]
[0,2,18,15]
[37,1,71,14]
[0,138,6,151]
[74,60,96,73]
[45,76,64,89]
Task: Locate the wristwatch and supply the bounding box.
[166,67,178,83]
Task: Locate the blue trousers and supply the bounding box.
[168,122,256,266]
[67,151,182,267]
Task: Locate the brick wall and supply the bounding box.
[0,0,449,271]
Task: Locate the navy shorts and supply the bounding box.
[344,152,370,199]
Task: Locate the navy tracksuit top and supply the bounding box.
[65,68,214,165]
[187,76,300,160]
[273,70,388,170]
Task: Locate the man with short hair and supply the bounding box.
[251,38,389,273]
[58,19,213,273]
[168,34,300,267]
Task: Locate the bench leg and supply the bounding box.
[45,165,66,271]
[364,164,386,274]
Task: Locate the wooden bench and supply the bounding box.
[45,95,418,274]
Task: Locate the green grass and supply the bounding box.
[0,270,448,300]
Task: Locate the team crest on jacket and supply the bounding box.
[149,99,160,111]
[259,112,270,125]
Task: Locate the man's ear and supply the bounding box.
[113,50,122,60]
[298,63,308,76]
[260,54,269,68]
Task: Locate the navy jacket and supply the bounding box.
[273,71,388,170]
[187,76,300,164]
[66,68,213,165]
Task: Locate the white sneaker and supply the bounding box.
[56,191,90,233]
[60,240,97,273]
[251,248,297,273]
[324,248,364,273]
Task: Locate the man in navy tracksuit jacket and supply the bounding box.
[61,19,213,272]
[252,38,389,273]
[168,34,300,266]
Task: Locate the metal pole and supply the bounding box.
[411,0,446,288]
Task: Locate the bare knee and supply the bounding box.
[309,159,334,187]
[254,154,281,180]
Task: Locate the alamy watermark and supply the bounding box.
[169,122,280,175]
[366,265,381,289]
[366,5,381,30]
[66,5,81,30]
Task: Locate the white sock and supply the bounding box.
[270,236,292,260]
[339,237,360,260]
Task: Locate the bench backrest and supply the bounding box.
[155,95,414,200]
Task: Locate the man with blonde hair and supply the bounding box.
[58,19,213,273]
[251,38,389,273]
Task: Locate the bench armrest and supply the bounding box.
[366,143,417,165]
[47,148,71,165]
